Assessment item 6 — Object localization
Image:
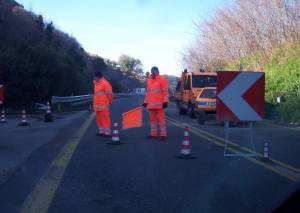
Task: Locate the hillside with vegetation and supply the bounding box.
[182,0,300,122]
[0,0,142,109]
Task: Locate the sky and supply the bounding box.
[17,0,228,76]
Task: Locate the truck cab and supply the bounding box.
[176,70,217,118]
[194,87,217,124]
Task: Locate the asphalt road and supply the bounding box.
[0,112,87,186]
[0,96,300,213]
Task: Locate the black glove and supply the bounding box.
[142,103,147,108]
[163,102,168,109]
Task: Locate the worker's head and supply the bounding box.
[94,71,103,80]
[151,66,159,79]
[145,72,150,78]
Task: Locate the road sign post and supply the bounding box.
[217,71,265,157]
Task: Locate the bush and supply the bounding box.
[265,42,300,122]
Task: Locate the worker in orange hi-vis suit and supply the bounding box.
[142,66,169,140]
[93,71,113,137]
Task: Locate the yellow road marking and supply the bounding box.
[19,113,95,213]
[166,117,299,182]
[167,116,300,174]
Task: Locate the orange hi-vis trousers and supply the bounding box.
[96,110,111,135]
[149,109,167,137]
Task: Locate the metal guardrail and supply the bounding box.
[51,93,143,104]
[70,99,92,106]
[51,95,92,104]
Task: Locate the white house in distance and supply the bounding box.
[131,88,146,94]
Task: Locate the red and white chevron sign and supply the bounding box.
[0,84,3,104]
[216,71,265,121]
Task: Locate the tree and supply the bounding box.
[182,0,300,71]
[0,0,142,108]
[91,56,107,71]
[118,54,144,79]
[110,78,122,93]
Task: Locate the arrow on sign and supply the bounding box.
[218,72,263,120]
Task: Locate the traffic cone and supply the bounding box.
[19,109,29,126]
[176,127,195,159]
[263,142,269,161]
[0,109,6,123]
[45,101,53,122]
[107,123,122,145]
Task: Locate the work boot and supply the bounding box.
[160,136,167,141]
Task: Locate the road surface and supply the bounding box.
[0,96,299,213]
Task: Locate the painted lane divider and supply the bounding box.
[19,113,95,213]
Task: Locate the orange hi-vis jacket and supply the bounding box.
[144,75,169,109]
[93,78,113,111]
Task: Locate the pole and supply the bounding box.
[249,121,256,152]
[239,64,244,72]
[224,121,229,156]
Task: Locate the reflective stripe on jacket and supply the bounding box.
[144,75,169,109]
[93,78,113,111]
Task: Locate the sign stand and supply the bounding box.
[223,121,257,157]
[216,71,264,157]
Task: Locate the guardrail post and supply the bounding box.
[239,64,244,71]
[89,103,92,112]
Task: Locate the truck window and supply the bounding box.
[184,76,191,90]
[200,89,217,98]
[192,75,217,87]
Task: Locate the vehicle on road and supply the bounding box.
[194,87,216,124]
[131,88,146,95]
[175,69,217,118]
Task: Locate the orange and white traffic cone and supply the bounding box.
[45,101,53,122]
[19,109,29,126]
[176,127,195,159]
[107,123,122,145]
[0,109,6,123]
[263,142,269,161]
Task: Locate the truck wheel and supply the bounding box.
[188,104,196,119]
[197,111,205,125]
[179,102,187,115]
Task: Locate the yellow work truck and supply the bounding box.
[194,87,217,124]
[175,69,217,118]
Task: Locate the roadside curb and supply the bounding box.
[262,120,300,130]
